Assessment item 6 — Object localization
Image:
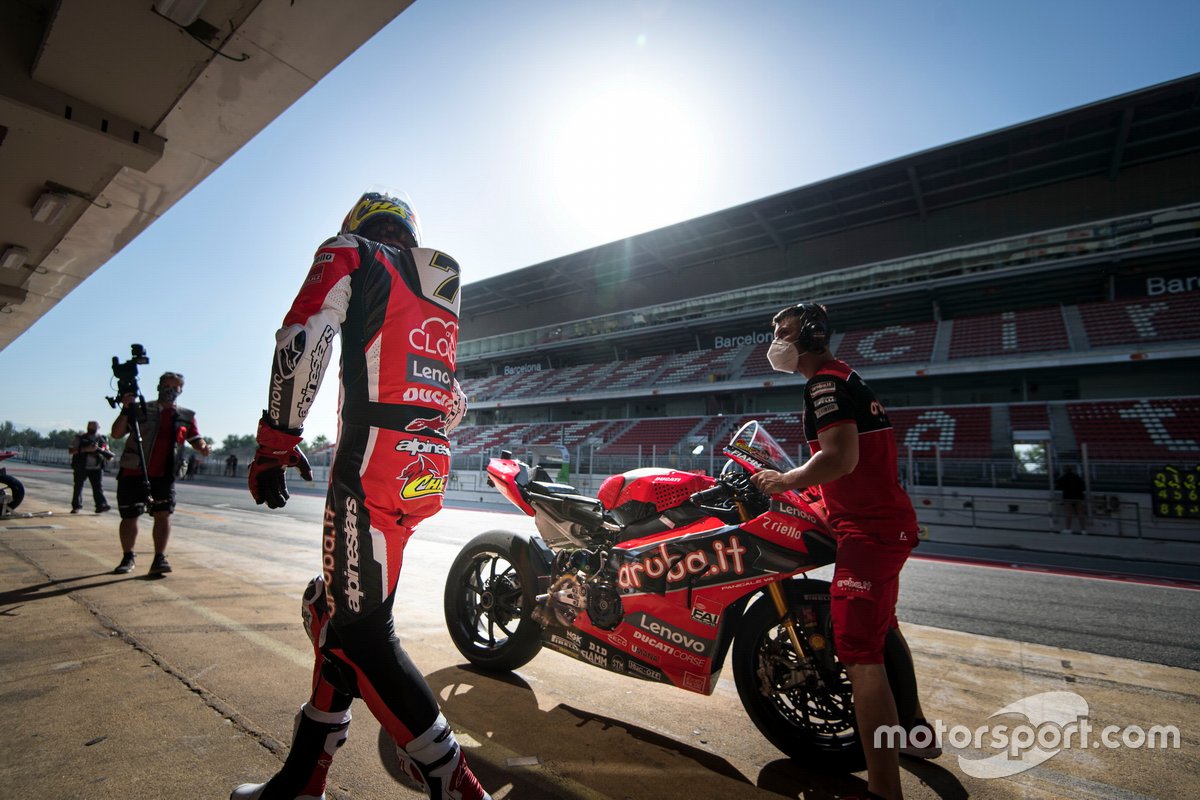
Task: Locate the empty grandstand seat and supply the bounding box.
[948,308,1069,359]
[1009,403,1049,432]
[889,406,993,458]
[740,341,776,377]
[839,322,936,365]
[1065,398,1200,459]
[1078,292,1200,348]
[607,353,671,390]
[598,417,702,455]
[656,347,739,384]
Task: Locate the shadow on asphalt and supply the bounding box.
[0,570,147,607]
[368,664,929,800]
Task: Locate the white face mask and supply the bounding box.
[766,338,799,373]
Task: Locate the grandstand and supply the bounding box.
[449,74,1200,533]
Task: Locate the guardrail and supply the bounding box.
[9,445,1192,544]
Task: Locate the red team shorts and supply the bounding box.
[829,529,918,664]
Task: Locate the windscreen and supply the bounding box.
[722,420,798,475]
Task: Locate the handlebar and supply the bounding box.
[689,483,731,506]
[688,471,769,524]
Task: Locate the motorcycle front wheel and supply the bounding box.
[733,579,911,773]
[0,473,24,510]
[443,531,543,672]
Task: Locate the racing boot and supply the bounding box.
[229,704,350,800]
[401,713,492,800]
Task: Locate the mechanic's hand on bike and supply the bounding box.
[750,468,793,496]
[249,414,313,509]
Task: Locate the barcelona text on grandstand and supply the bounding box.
[714,331,774,349]
[503,362,543,376]
[1146,275,1200,296]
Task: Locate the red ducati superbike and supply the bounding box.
[443,420,916,771]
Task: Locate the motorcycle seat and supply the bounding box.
[528,480,596,501]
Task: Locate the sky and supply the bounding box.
[2,0,1199,447]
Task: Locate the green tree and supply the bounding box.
[46,429,78,449]
[303,434,331,453]
[1013,442,1048,475]
[220,434,256,454]
[0,422,48,448]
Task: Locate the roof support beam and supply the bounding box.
[478,283,526,311]
[1108,106,1135,181]
[550,265,591,293]
[752,210,788,251]
[635,239,676,274]
[907,166,928,220]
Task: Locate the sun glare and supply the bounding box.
[543,82,710,242]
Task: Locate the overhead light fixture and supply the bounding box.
[1,246,29,270]
[153,0,209,26]
[31,192,68,224]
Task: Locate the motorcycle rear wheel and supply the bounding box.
[443,531,543,672]
[733,579,911,773]
[0,474,24,510]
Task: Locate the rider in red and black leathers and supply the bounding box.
[232,192,483,800]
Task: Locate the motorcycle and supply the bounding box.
[0,450,26,513]
[443,420,916,771]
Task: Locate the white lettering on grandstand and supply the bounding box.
[904,410,956,453]
[1124,302,1168,339]
[503,363,543,376]
[1118,401,1200,452]
[1146,276,1200,296]
[1001,312,1018,351]
[714,331,773,349]
[856,326,914,361]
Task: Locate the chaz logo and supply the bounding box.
[401,473,445,499]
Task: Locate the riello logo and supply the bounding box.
[617,536,747,591]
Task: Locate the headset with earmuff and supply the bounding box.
[786,302,830,354]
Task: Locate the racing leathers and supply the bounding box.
[248,232,482,800]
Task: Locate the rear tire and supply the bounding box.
[0,474,24,510]
[732,579,912,772]
[443,531,543,672]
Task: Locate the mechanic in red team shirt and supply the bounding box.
[750,302,937,800]
[231,191,487,800]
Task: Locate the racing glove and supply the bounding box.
[445,378,468,433]
[249,413,313,509]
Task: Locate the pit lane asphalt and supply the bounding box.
[15,465,1198,669]
[2,466,1197,799]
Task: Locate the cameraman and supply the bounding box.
[68,420,111,514]
[110,371,210,575]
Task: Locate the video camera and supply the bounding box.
[106,343,150,408]
[105,344,154,504]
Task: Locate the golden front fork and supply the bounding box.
[737,499,807,658]
[766,581,807,656]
